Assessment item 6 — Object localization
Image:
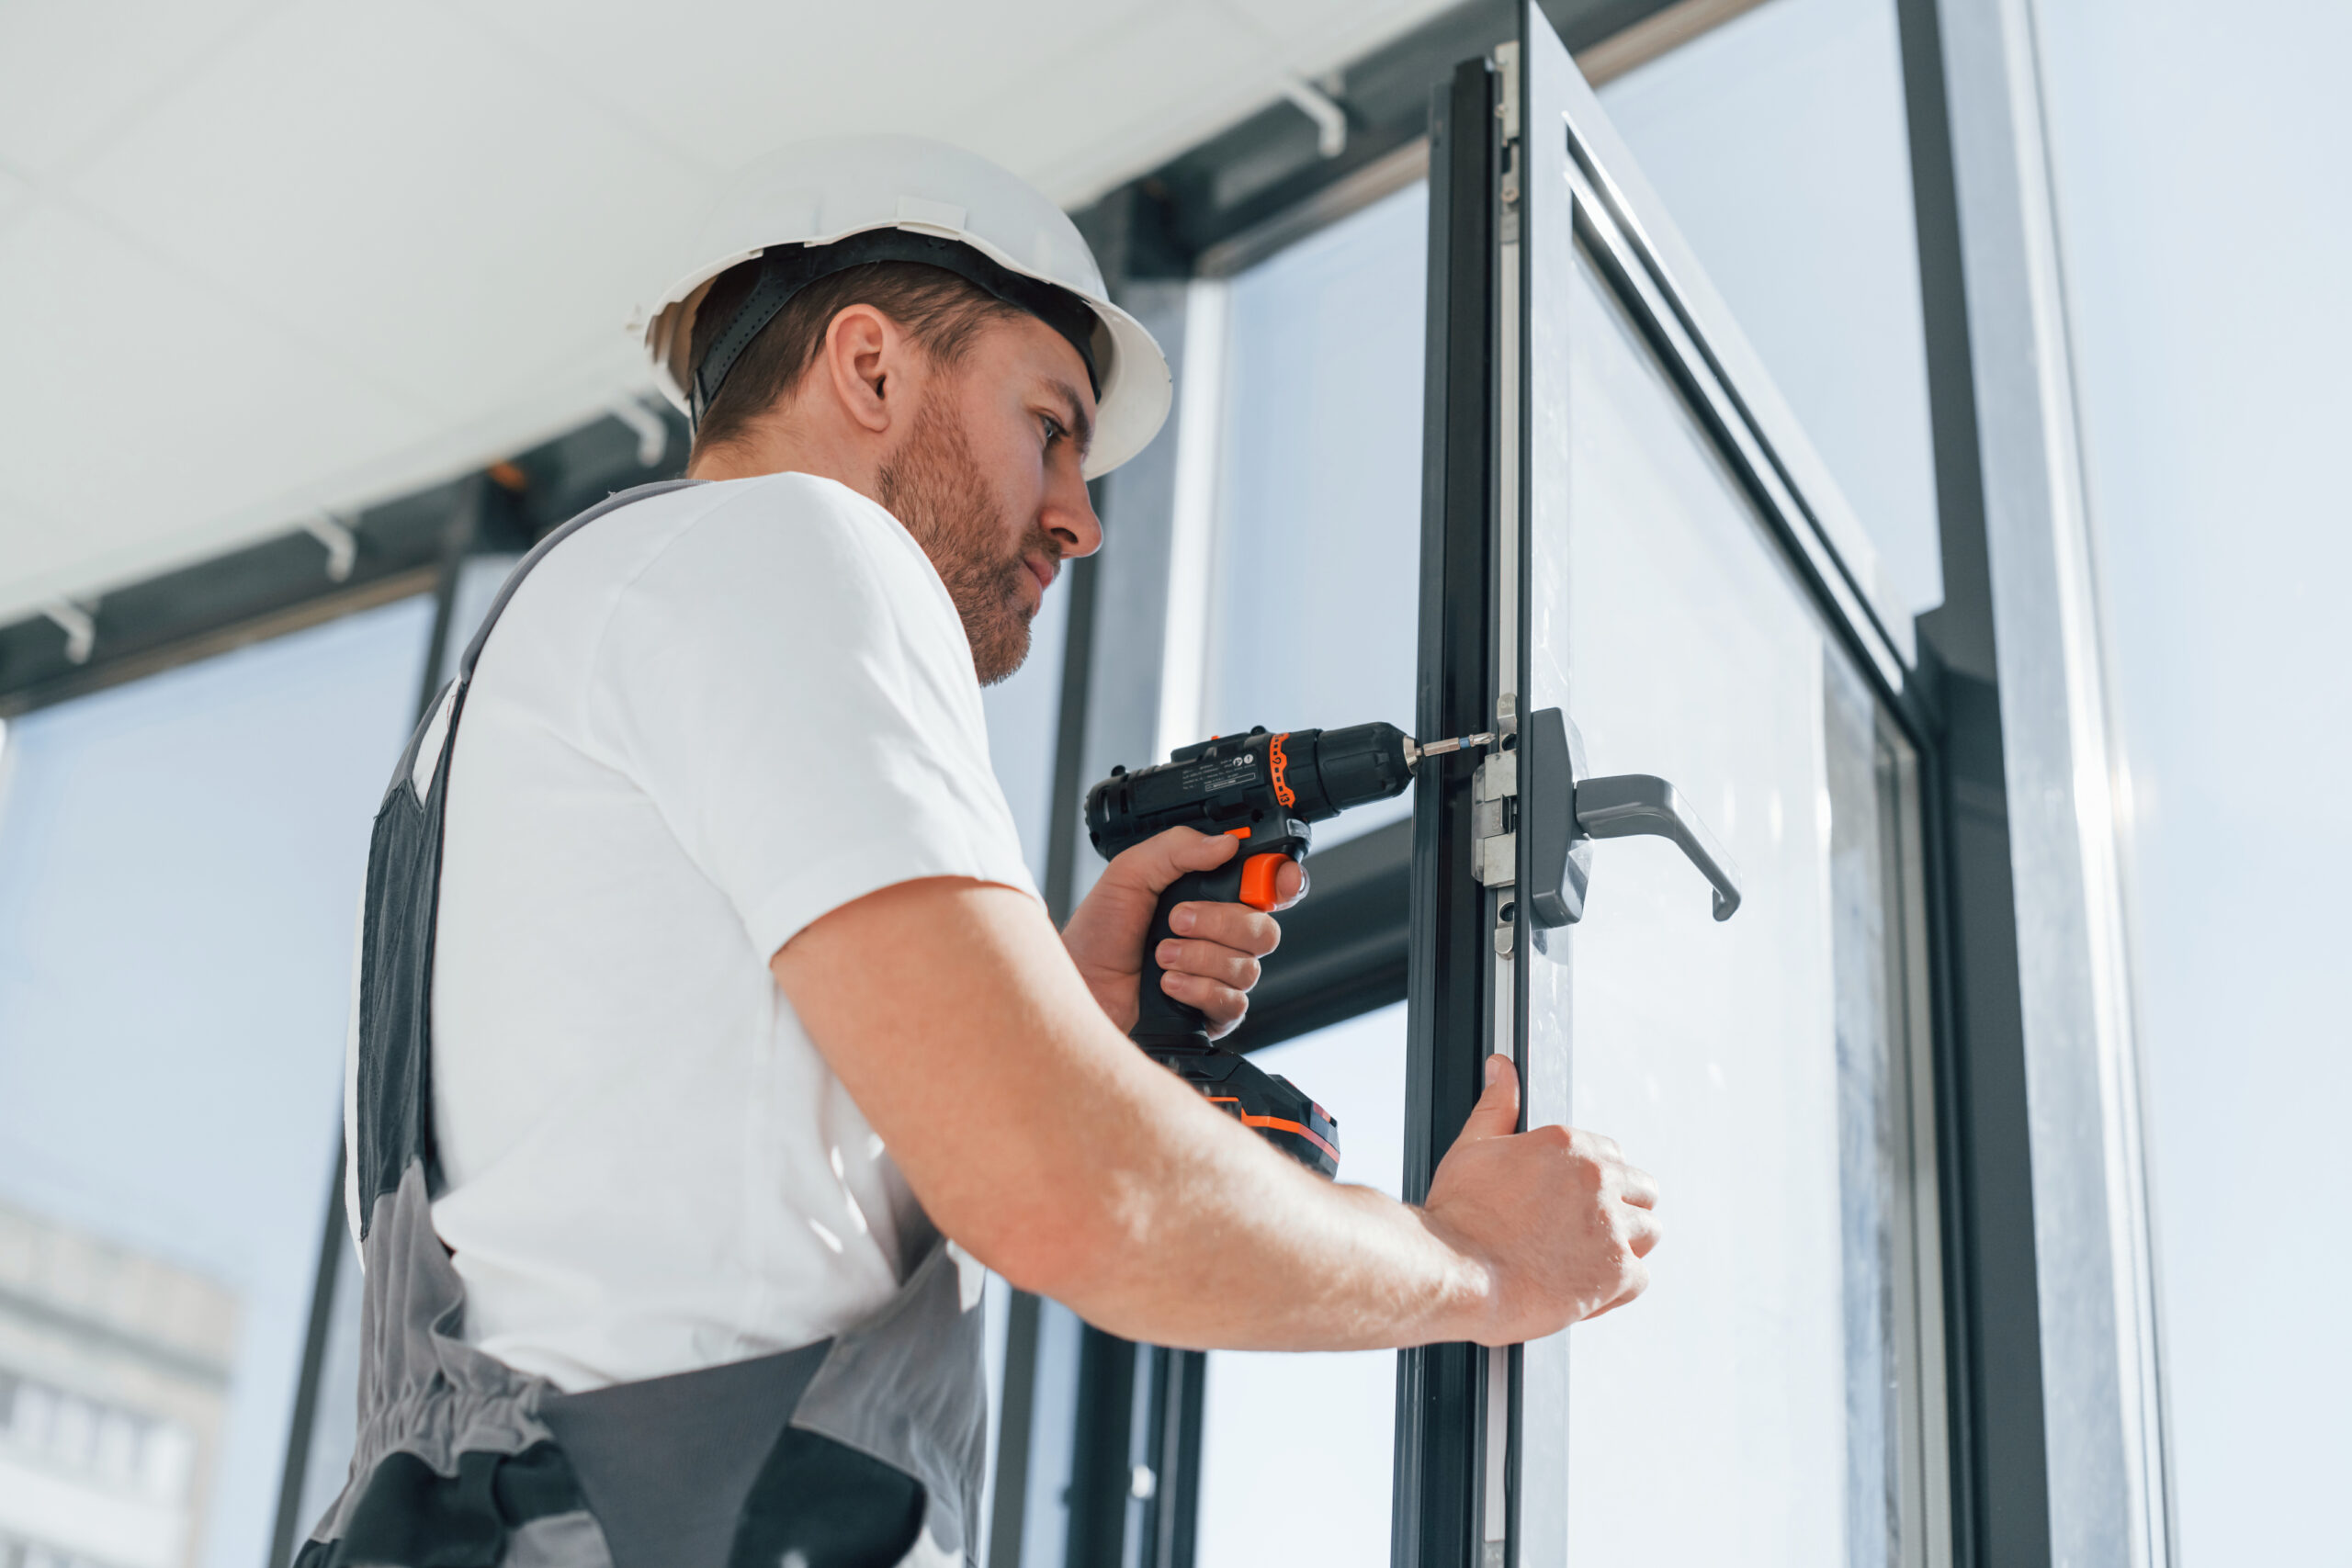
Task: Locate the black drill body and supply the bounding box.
[1084,722,1420,1178]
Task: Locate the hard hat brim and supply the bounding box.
[639,227,1170,481]
[1073,292,1172,481]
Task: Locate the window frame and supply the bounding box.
[1408,13,1963,1565]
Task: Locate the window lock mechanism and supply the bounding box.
[1501,706,1744,929]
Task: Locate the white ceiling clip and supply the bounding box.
[41,600,96,665]
[303,513,358,582]
[1280,76,1349,159]
[609,396,670,468]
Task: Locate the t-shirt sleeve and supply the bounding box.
[585,480,1041,961]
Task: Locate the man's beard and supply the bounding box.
[876,400,1059,686]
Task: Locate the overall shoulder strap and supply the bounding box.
[458,477,706,682]
[379,479,707,806]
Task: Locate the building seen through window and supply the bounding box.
[0,1201,235,1568]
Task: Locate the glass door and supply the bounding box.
[1521,244,1946,1568]
[1406,10,1950,1565]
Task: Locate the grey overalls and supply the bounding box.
[299,481,988,1568]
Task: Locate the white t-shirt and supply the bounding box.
[356,472,1038,1393]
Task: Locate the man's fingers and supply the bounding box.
[1584,1257,1653,1321]
[1154,939,1261,994]
[1168,901,1281,955]
[1272,858,1308,910]
[1161,826,1243,876]
[1159,969,1249,1032]
[1577,1130,1624,1167]
[1105,827,1240,902]
[1622,1202,1663,1259]
[1457,1055,1521,1141]
[1615,1162,1660,1211]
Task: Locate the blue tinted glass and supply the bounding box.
[2035,2,2352,1554]
[1193,1004,1406,1566]
[1512,242,1941,1568]
[982,570,1073,887]
[1601,0,1942,615]
[1206,182,1428,848]
[0,597,430,1568]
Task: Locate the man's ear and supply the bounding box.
[821,304,898,436]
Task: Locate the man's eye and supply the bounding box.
[1041,416,1066,447]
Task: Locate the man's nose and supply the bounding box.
[1045,464,1103,559]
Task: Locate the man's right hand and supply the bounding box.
[1421,1055,1660,1344]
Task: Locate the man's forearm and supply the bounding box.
[775,877,1498,1351]
[1016,1078,1498,1352]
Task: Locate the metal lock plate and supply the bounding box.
[1471,750,1517,887]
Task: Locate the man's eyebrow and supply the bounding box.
[1048,379,1095,459]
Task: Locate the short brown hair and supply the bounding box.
[686,259,1021,457]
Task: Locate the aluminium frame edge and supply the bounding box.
[1931,0,2171,1562]
[1396,54,1503,1568]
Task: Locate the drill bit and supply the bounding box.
[1402,731,1498,770]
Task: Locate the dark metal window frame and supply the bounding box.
[1457,8,1958,1566]
[1393,55,1510,1568]
[1396,3,2086,1565]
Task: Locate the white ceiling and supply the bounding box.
[0,0,1460,625]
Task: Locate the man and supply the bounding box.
[310,137,1658,1568]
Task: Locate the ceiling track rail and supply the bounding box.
[0,403,688,717]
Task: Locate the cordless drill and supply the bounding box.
[1085,723,1490,1178]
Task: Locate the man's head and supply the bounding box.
[682,255,1102,683]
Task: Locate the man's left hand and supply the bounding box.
[1061,827,1306,1038]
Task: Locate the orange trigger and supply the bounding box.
[1238,852,1288,912]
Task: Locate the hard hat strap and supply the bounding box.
[689,230,1103,429]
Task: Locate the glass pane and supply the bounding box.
[981,564,1074,887]
[1822,654,1942,1565]
[288,1206,364,1538]
[0,597,432,1568]
[977,1271,1014,1565]
[2036,3,2352,1552]
[1204,183,1427,849]
[1520,247,1939,1566]
[1193,1002,1405,1567]
[1015,1297,1088,1568]
[1599,0,1942,615]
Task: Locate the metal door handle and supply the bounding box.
[1519,706,1744,928]
[1573,773,1742,920]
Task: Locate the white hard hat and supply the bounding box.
[637,135,1171,479]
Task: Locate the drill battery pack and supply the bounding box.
[1148,1043,1340,1179]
